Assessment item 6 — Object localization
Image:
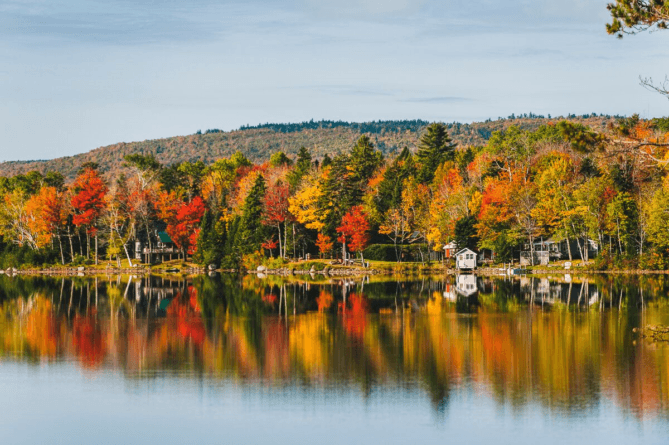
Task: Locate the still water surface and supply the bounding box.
[1,274,669,444]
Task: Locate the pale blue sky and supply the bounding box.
[1,0,668,161]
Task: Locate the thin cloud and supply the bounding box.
[311,85,394,97]
[401,97,471,103]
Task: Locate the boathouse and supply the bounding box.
[455,248,477,270]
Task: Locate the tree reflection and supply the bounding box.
[0,274,668,419]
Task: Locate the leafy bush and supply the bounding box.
[363,244,435,262]
[71,255,87,266]
[639,248,668,270]
[264,257,287,269]
[241,251,264,271]
[0,244,58,269]
[363,244,398,261]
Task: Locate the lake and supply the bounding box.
[1,273,668,444]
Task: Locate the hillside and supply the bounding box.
[0,116,616,179]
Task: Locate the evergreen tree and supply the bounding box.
[416,123,456,183]
[269,151,293,167]
[239,174,267,252]
[374,147,414,216]
[196,209,226,266]
[287,146,312,189]
[319,155,362,237]
[350,135,383,186]
[222,216,242,268]
[321,154,332,168]
[454,215,479,251]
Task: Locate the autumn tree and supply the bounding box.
[378,207,411,262]
[103,179,135,267]
[124,154,162,256]
[336,206,370,264]
[289,173,325,231]
[401,177,432,263]
[157,192,206,258]
[315,233,334,259]
[263,182,292,258]
[71,168,108,264]
[25,186,67,264]
[427,163,469,252]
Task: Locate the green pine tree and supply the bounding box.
[239,174,267,252]
[416,123,456,183]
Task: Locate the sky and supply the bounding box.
[1,0,668,161]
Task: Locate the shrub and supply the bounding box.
[301,261,326,271]
[363,244,398,261]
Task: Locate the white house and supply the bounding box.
[455,248,477,270]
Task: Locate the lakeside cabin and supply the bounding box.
[443,241,458,258]
[520,238,599,266]
[135,230,179,264]
[455,248,477,271]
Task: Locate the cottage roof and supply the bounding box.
[455,248,477,256]
[158,231,173,244]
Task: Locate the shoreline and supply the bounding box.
[3,264,669,278]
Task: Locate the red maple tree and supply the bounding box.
[336,206,370,264]
[263,182,293,258]
[157,193,206,257]
[71,168,108,263]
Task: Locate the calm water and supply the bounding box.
[1,273,669,444]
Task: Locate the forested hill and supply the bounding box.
[0,115,615,179]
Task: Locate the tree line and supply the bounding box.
[2,115,669,270]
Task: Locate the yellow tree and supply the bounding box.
[428,163,469,251]
[0,190,39,250]
[288,173,325,231]
[378,207,411,262]
[401,177,432,263]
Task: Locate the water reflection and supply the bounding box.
[1,274,669,421]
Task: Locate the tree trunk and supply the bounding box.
[95,233,99,265]
[122,241,133,268]
[342,241,347,264]
[277,224,282,259]
[566,237,573,261]
[58,235,65,265]
[68,229,74,262]
[529,236,535,267]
